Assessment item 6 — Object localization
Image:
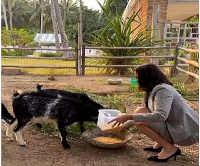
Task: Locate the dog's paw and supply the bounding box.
[18,141,27,146]
[62,142,71,149]
[6,129,14,141]
[15,132,27,146]
[6,135,15,141]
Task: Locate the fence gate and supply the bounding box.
[164,21,199,47]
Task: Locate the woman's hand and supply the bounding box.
[108,114,133,128]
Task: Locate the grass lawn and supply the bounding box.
[2,57,103,75]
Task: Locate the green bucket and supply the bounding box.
[130,78,138,85]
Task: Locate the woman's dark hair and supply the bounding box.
[135,63,173,92]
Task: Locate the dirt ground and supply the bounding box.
[1,75,199,166]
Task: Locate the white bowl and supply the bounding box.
[108,78,122,85]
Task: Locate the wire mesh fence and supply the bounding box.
[2,47,78,75]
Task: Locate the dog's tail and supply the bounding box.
[12,89,23,98]
[36,84,43,91]
[1,103,16,124]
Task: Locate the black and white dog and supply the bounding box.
[7,89,104,149]
[36,84,104,132]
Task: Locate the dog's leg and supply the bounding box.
[6,119,17,141]
[13,121,27,146]
[58,122,70,149]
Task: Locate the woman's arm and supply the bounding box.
[109,86,174,127]
[133,86,173,123]
[108,114,133,127]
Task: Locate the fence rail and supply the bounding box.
[84,64,188,68]
[84,55,174,59]
[1,47,75,51]
[85,46,176,50]
[2,56,76,60]
[175,47,199,79]
[1,65,76,69]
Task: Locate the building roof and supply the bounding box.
[167,0,199,21]
[34,33,61,43]
[123,0,199,21]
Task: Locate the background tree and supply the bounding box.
[2,0,9,29]
[103,0,127,16]
[51,0,60,49]
[1,0,109,47]
[7,0,13,29]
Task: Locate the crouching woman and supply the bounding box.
[109,63,199,162]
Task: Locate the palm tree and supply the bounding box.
[61,0,77,29]
[53,0,71,57]
[40,0,44,33]
[50,0,60,48]
[30,0,52,32]
[2,0,9,29]
[7,0,13,29]
[10,0,35,29]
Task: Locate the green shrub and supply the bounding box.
[31,122,97,138]
[2,27,34,46]
[2,49,27,56]
[128,85,144,98]
[34,52,62,57]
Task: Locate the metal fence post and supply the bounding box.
[82,44,85,75]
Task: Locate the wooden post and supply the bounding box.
[77,0,83,75]
[172,44,179,76]
[75,47,78,75]
[81,44,85,75]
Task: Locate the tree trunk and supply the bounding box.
[54,0,71,57]
[7,0,12,29]
[51,0,60,49]
[40,0,44,34]
[2,0,9,30]
[63,0,67,29]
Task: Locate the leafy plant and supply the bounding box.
[92,3,158,75]
[173,81,188,95]
[31,123,59,137]
[31,122,97,138]
[1,27,34,46]
[128,85,144,98]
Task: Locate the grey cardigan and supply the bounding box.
[132,83,199,143]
